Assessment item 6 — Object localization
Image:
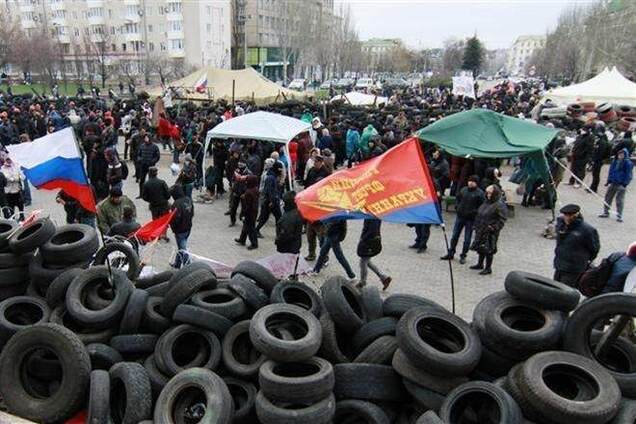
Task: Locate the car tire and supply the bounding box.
[40,224,99,266]
[504,271,580,312]
[259,357,334,404]
[9,217,56,254]
[270,281,323,317]
[321,276,367,334]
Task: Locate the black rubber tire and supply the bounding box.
[0,265,30,287]
[0,323,91,423]
[505,271,580,312]
[144,354,169,399]
[590,332,636,400]
[255,391,335,424]
[361,286,384,321]
[321,276,367,334]
[222,320,266,379]
[224,377,257,424]
[29,251,88,290]
[334,363,406,402]
[318,313,352,364]
[88,369,110,424]
[415,410,445,424]
[259,357,334,404]
[0,295,51,341]
[161,268,217,317]
[109,362,153,424]
[40,224,99,266]
[232,260,278,293]
[518,351,621,424]
[480,292,565,359]
[227,274,269,310]
[403,379,446,412]
[9,217,56,254]
[154,367,234,424]
[155,324,222,376]
[270,281,323,317]
[190,288,247,320]
[135,269,175,289]
[0,219,19,251]
[503,363,543,422]
[93,241,141,280]
[144,281,171,297]
[352,317,398,354]
[611,399,636,424]
[474,340,517,378]
[119,288,149,334]
[167,261,216,289]
[66,266,133,329]
[172,304,233,336]
[439,381,522,424]
[354,335,398,365]
[397,306,482,376]
[23,349,62,381]
[392,348,468,394]
[564,293,636,398]
[142,297,171,335]
[0,251,32,268]
[0,282,27,301]
[383,294,442,318]
[45,267,83,308]
[50,305,116,345]
[334,400,390,424]
[86,343,124,370]
[249,304,322,362]
[110,334,158,355]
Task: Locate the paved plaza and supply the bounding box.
[29,150,634,320]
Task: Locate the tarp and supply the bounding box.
[416,109,559,158]
[295,138,443,224]
[149,67,306,105]
[330,91,388,106]
[543,67,636,107]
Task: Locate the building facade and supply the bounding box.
[506,35,545,76]
[2,0,231,82]
[361,38,403,72]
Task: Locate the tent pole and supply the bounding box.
[541,150,557,222]
[285,141,293,191]
[441,225,456,314]
[232,80,235,105]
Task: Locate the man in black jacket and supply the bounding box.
[170,184,194,268]
[589,126,611,193]
[553,204,600,287]
[304,156,331,261]
[441,175,484,264]
[142,166,171,219]
[275,191,303,254]
[136,134,160,198]
[256,162,283,237]
[569,129,593,187]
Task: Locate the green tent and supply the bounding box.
[416,109,559,158]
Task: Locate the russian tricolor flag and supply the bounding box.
[6,128,96,212]
[194,74,208,93]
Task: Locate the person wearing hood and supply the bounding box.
[228,160,251,227]
[599,148,633,223]
[554,204,599,286]
[469,184,507,275]
[346,124,361,166]
[275,191,303,254]
[235,175,259,250]
[178,153,197,199]
[360,123,379,156]
[430,149,450,198]
[256,161,283,237]
[170,184,194,268]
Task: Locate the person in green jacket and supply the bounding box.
[360,124,379,156]
[96,187,137,234]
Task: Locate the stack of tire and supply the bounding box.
[597,102,618,122]
[0,259,635,423]
[616,105,636,131]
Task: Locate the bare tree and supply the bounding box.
[272,1,316,83]
[82,25,113,88]
[0,9,21,72]
[441,38,465,76]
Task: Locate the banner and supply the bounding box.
[188,252,311,279]
[295,138,442,224]
[452,74,476,99]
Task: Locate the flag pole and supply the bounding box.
[70,130,114,284]
[440,224,456,314]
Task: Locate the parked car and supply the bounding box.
[288,79,306,90]
[383,78,409,89]
[334,78,355,90]
[355,78,375,90]
[320,79,337,90]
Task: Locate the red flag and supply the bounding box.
[132,210,176,243]
[295,138,442,224]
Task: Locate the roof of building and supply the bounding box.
[512,35,546,45]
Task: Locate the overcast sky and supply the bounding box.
[336,0,594,49]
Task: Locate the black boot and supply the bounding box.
[470,254,484,270]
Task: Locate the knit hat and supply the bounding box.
[264,158,275,170]
[627,242,636,259]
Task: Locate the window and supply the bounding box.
[206,5,211,15]
[149,42,154,51]
[206,23,211,33]
[111,43,116,51]
[74,27,79,36]
[108,9,112,18]
[259,15,263,26]
[168,2,181,13]
[122,43,126,51]
[147,24,152,32]
[169,20,181,32]
[170,39,183,50]
[126,5,138,16]
[160,42,166,51]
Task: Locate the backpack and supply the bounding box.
[578,252,624,297]
[120,161,129,180]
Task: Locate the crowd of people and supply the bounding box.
[0,76,633,293]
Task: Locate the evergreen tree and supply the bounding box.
[462,36,484,76]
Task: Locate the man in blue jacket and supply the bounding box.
[599,148,633,223]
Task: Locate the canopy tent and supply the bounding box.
[330,91,389,107]
[543,67,636,107]
[149,67,306,105]
[416,109,559,158]
[204,111,311,186]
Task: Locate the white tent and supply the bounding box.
[330,91,389,106]
[544,67,636,106]
[204,111,311,186]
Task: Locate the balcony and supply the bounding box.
[19,3,34,12]
[124,32,142,42]
[166,30,184,39]
[56,34,70,44]
[125,13,141,23]
[124,0,140,4]
[50,1,66,11]
[168,49,185,58]
[51,17,66,26]
[89,33,104,43]
[21,18,36,28]
[165,12,182,21]
[88,15,104,25]
[86,0,104,7]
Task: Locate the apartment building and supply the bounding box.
[506,35,545,76]
[2,0,231,80]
